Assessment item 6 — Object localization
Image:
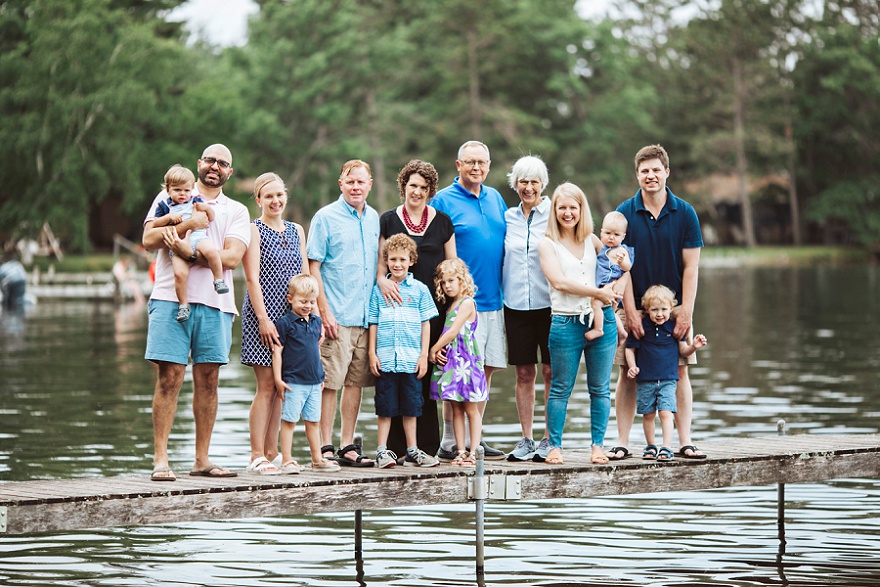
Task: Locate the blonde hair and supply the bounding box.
[384,233,418,264]
[163,164,195,189]
[433,258,476,305]
[546,182,593,244]
[601,211,628,232]
[288,274,318,298]
[253,172,286,200]
[340,159,372,178]
[641,284,677,310]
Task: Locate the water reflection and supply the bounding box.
[1,265,879,585]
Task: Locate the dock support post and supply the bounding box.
[474,445,486,582]
[354,509,363,557]
[776,419,787,580]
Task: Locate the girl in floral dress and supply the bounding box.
[429,259,488,466]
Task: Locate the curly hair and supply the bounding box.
[384,233,418,264]
[433,258,477,305]
[641,284,677,310]
[397,160,439,203]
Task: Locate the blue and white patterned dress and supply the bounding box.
[241,219,304,367]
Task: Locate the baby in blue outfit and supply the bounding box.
[586,211,634,342]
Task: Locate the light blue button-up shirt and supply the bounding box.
[307,195,380,328]
[502,196,551,311]
[368,274,438,373]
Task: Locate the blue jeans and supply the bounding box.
[546,307,617,449]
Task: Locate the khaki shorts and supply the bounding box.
[475,309,508,369]
[320,325,376,390]
[614,307,697,367]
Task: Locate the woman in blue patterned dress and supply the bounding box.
[241,172,308,475]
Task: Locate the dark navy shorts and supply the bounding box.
[374,371,423,418]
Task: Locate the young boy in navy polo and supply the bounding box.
[368,234,439,468]
[273,274,340,473]
[625,285,707,463]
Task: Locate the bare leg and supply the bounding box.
[280,420,295,463]
[152,362,186,475]
[452,403,467,452]
[675,365,703,456]
[659,410,674,449]
[642,412,656,447]
[191,362,225,473]
[403,416,417,449]
[304,421,326,465]
[340,385,372,463]
[376,416,391,448]
[614,365,637,448]
[464,402,482,450]
[197,240,224,282]
[170,255,190,306]
[249,365,280,463]
[320,387,338,454]
[477,365,500,418]
[514,364,538,439]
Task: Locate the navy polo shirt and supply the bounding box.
[626,317,682,381]
[617,187,703,310]
[275,311,325,385]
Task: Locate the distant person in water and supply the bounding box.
[0,252,27,311]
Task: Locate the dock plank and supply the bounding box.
[1,433,878,535]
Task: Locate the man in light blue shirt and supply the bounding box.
[307,160,380,467]
[430,140,508,460]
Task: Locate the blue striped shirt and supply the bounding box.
[368,274,439,373]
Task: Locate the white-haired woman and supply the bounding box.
[502,156,553,461]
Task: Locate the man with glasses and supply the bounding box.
[430,140,507,461]
[142,144,251,481]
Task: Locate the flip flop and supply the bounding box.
[189,465,238,478]
[150,466,176,482]
[678,445,707,459]
[606,446,631,460]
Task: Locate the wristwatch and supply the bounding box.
[189,250,198,263]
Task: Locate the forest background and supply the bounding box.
[1,0,878,255]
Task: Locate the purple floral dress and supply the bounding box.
[430,297,488,402]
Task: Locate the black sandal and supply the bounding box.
[678,445,707,459]
[321,445,337,460]
[336,444,374,467]
[607,446,631,460]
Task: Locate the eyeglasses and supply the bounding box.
[459,159,489,168]
[201,156,231,169]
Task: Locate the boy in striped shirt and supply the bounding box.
[368,234,439,468]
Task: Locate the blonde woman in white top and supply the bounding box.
[538,183,620,466]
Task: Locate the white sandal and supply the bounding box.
[280,460,303,474]
[247,456,282,476]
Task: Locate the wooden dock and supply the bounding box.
[2,433,878,535]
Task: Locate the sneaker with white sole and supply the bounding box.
[376,450,398,469]
[404,449,439,467]
[533,437,551,461]
[507,437,536,461]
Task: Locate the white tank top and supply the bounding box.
[548,238,597,316]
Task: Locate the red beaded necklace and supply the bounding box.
[402,205,428,233]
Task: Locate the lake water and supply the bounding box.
[1,263,879,586]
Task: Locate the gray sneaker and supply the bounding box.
[533,437,551,462]
[404,449,439,468]
[376,450,397,469]
[507,437,536,461]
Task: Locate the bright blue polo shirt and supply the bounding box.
[617,188,703,310]
[430,178,507,311]
[306,195,380,328]
[368,274,439,373]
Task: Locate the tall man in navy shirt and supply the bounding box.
[607,145,707,461]
[430,140,507,460]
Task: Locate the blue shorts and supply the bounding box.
[374,371,423,418]
[145,300,233,365]
[281,382,322,423]
[636,379,678,415]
